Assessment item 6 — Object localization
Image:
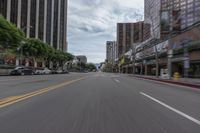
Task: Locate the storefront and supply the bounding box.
[135,40,169,76]
[171,50,200,78]
[170,23,200,78]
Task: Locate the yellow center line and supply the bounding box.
[0,77,86,108]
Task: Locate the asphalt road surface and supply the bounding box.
[0,72,200,133]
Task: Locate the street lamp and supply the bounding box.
[16,26,32,66]
[21,26,33,38]
[131,43,138,75]
[181,40,191,78]
[17,41,25,66]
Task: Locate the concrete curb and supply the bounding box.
[130,75,200,89]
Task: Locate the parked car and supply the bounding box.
[61,69,69,74]
[42,68,52,74]
[35,68,52,75]
[10,67,34,76]
[52,69,69,74]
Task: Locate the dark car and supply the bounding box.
[10,67,34,76]
[61,69,69,74]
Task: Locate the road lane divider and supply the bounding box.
[114,79,120,83]
[0,77,86,108]
[140,92,200,126]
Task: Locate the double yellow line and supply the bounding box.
[0,77,85,108]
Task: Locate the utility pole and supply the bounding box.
[183,43,189,78]
[167,49,173,79]
[131,43,136,75]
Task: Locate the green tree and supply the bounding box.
[19,38,74,68]
[0,16,24,49]
[85,63,97,71]
[21,38,51,67]
[50,50,73,62]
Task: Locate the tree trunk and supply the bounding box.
[34,58,37,68]
[42,61,45,68]
[140,64,143,75]
[155,52,159,78]
[132,60,135,75]
[154,44,159,78]
[25,58,29,67]
[56,61,59,69]
[49,61,53,69]
[145,65,148,76]
[16,58,19,66]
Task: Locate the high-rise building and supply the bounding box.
[163,0,200,29]
[0,0,68,52]
[144,0,161,39]
[117,22,151,58]
[106,41,117,64]
[144,0,200,39]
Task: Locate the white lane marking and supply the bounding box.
[114,79,120,83]
[140,92,200,126]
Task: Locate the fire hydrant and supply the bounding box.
[173,72,180,80]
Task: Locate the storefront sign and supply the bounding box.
[156,40,169,53]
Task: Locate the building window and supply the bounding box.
[0,0,7,18]
[30,0,37,38]
[46,0,52,45]
[21,0,28,34]
[53,0,59,49]
[38,0,44,40]
[10,0,18,24]
[59,0,65,50]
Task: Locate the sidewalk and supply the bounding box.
[129,74,200,89]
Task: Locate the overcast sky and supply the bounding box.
[68,0,144,63]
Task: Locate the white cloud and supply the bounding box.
[68,0,144,63]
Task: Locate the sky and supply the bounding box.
[68,0,144,63]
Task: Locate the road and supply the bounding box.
[0,72,200,133]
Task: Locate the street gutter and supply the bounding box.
[129,75,200,89]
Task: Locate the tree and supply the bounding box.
[0,16,24,49]
[49,50,71,62]
[0,49,16,65]
[47,49,74,69]
[18,38,74,68]
[85,63,97,71]
[21,38,51,67]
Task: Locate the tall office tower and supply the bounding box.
[144,0,200,39]
[144,0,161,39]
[106,41,117,64]
[117,22,150,58]
[0,0,68,52]
[162,0,200,29]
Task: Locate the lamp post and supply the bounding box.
[167,49,173,79]
[17,41,25,66]
[182,41,190,78]
[131,43,137,75]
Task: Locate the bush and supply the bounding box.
[0,64,15,69]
